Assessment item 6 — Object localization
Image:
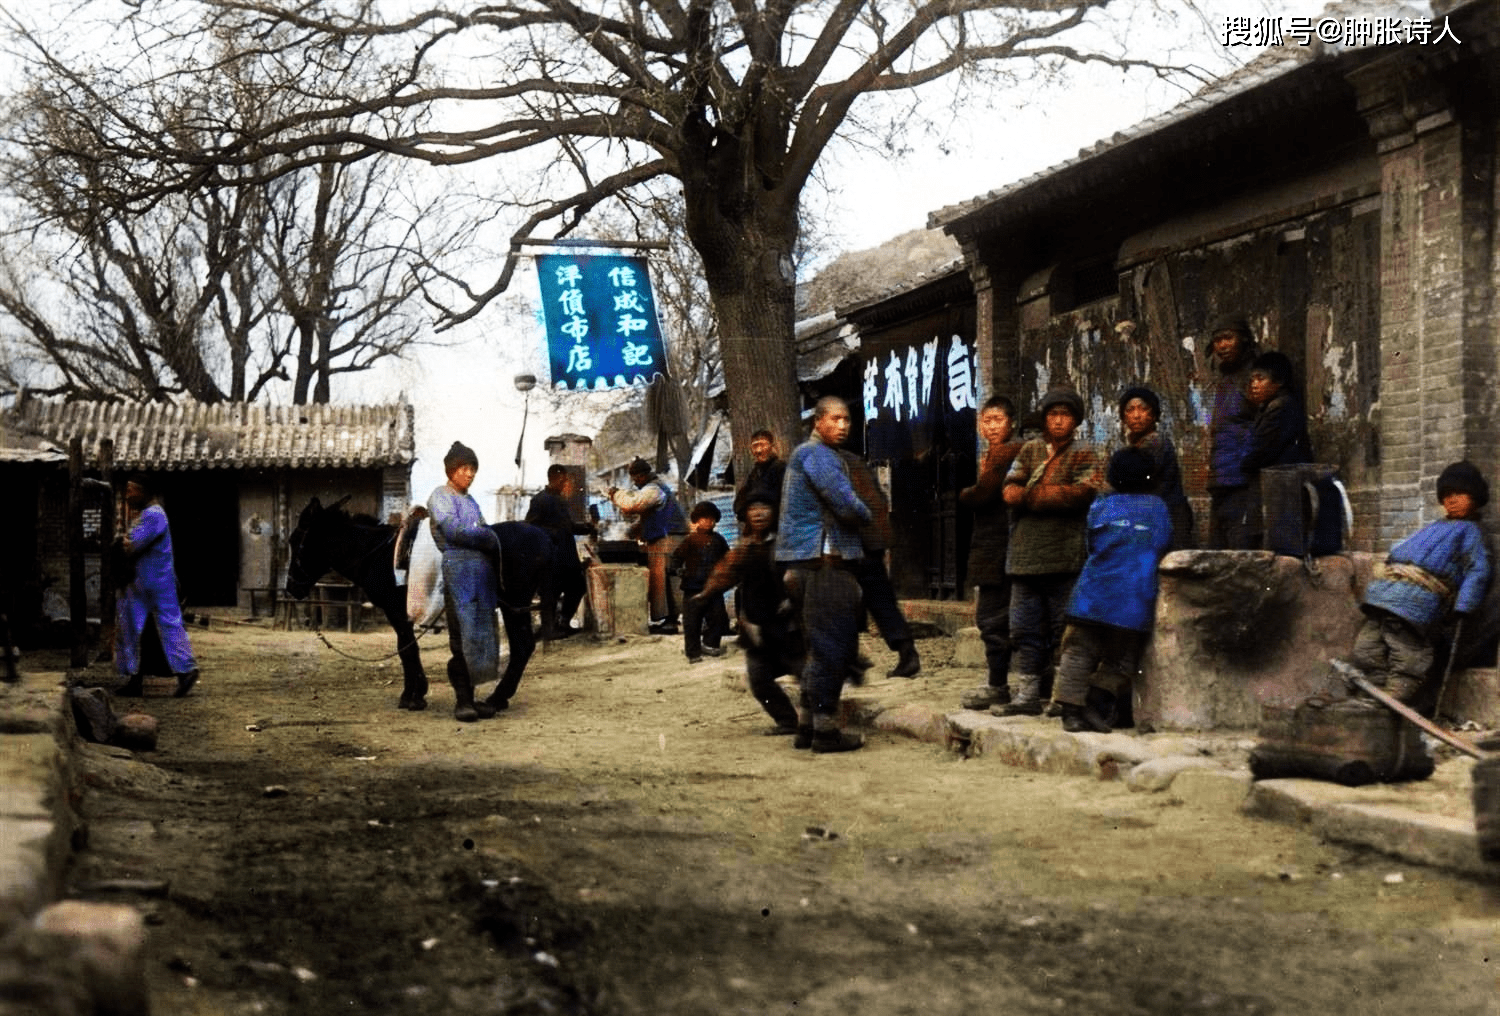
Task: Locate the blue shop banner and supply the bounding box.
[535,252,668,390]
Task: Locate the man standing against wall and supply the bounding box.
[776,396,871,753]
[1205,313,1260,550]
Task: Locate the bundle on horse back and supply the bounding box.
[394,507,445,627]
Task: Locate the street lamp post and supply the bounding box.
[513,373,537,482]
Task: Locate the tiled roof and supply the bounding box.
[928,0,1434,231]
[6,397,415,471]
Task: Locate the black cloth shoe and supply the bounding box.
[701,645,724,657]
[115,674,144,698]
[811,729,864,754]
[994,699,1043,717]
[1060,702,1112,733]
[887,641,921,678]
[172,669,199,698]
[792,726,815,750]
[482,694,510,712]
[763,723,800,736]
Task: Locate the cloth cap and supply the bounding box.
[1251,351,1295,389]
[1208,313,1255,340]
[1118,386,1161,419]
[443,441,478,474]
[1107,446,1157,494]
[1039,387,1084,422]
[1437,461,1489,508]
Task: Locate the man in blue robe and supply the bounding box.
[115,476,199,698]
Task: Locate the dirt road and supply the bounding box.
[61,622,1498,1015]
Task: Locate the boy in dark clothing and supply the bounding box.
[995,386,1104,716]
[1243,351,1313,473]
[693,493,803,732]
[958,395,1024,710]
[1050,447,1173,733]
[674,501,732,662]
[1349,461,1492,708]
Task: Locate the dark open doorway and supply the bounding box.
[151,473,241,607]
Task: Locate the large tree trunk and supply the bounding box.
[683,185,803,482]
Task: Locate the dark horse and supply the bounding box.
[286,497,554,711]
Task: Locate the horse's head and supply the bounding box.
[285,495,350,599]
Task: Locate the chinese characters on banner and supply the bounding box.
[862,334,978,461]
[535,253,669,390]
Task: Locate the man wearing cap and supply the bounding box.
[1205,313,1260,549]
[428,441,504,722]
[608,458,688,633]
[995,387,1104,716]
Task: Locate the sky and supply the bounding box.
[382,0,1341,506]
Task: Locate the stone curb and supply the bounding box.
[0,672,81,936]
[847,696,1495,880]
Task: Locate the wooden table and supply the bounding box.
[279,578,365,632]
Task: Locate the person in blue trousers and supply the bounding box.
[115,476,199,698]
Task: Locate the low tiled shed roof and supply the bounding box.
[7,397,415,470]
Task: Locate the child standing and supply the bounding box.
[1350,461,1491,707]
[1050,447,1173,732]
[692,492,803,732]
[995,387,1104,716]
[1118,385,1194,550]
[674,501,732,662]
[958,395,1024,710]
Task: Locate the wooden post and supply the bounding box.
[97,440,116,664]
[68,437,87,667]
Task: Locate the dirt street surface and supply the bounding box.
[59,622,1498,1015]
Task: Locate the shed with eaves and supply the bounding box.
[3,395,414,630]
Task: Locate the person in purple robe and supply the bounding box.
[115,476,199,698]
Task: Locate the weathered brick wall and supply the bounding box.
[998,195,1384,550]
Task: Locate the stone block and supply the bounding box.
[1169,767,1254,811]
[585,564,650,636]
[1126,755,1226,793]
[0,819,64,932]
[1140,551,1371,731]
[109,713,158,753]
[870,703,948,743]
[897,599,975,636]
[951,627,985,668]
[34,902,149,1016]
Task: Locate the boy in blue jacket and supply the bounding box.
[1350,461,1491,706]
[1050,447,1173,733]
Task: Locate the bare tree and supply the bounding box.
[0,14,459,404]
[5,1,1210,436]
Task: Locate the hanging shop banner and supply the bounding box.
[535,252,668,391]
[861,333,978,461]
